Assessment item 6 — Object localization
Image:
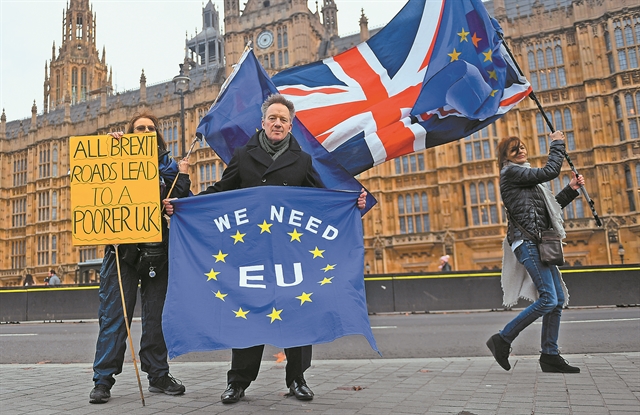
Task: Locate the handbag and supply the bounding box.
[506,210,565,266]
[538,230,565,266]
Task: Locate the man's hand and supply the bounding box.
[357,189,367,210]
[162,198,177,216]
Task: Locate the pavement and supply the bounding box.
[1,353,638,415]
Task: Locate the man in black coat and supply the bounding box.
[164,94,367,403]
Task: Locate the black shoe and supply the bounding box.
[148,373,186,395]
[221,383,245,404]
[89,384,111,404]
[289,377,314,401]
[539,353,580,373]
[486,333,512,371]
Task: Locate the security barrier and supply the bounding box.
[1,266,638,322]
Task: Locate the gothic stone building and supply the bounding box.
[1,0,638,286]
[358,0,639,274]
[0,0,377,286]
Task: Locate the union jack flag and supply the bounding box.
[273,0,531,175]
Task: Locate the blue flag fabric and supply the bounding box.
[195,50,376,214]
[163,186,378,358]
[273,0,530,175]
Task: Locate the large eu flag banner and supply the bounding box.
[163,186,378,358]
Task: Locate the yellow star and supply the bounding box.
[309,246,325,259]
[296,292,313,305]
[319,277,334,285]
[288,228,303,242]
[213,290,227,301]
[257,220,273,234]
[231,230,246,244]
[233,307,250,319]
[321,264,336,272]
[266,307,283,323]
[472,32,482,47]
[457,27,469,42]
[448,48,461,62]
[488,70,497,80]
[483,49,493,62]
[490,89,498,97]
[212,250,228,262]
[205,268,220,281]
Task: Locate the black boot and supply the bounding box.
[486,333,511,371]
[539,353,580,373]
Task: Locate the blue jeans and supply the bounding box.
[92,247,170,387]
[500,240,564,355]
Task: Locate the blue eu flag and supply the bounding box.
[163,186,378,358]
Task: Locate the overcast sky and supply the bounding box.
[0,0,406,121]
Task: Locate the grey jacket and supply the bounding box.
[500,140,579,244]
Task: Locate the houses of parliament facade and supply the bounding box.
[0,0,638,285]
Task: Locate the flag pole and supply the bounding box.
[113,244,146,406]
[497,33,602,227]
[162,42,255,211]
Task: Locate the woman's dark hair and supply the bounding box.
[497,136,525,168]
[126,112,167,152]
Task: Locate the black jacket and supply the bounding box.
[200,131,323,193]
[500,140,579,244]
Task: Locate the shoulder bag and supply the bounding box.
[507,210,565,266]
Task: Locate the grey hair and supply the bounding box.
[261,94,295,120]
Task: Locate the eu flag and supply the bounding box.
[163,186,378,358]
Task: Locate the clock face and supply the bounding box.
[257,30,274,49]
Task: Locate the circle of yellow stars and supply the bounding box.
[201,219,340,323]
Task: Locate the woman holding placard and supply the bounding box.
[89,113,190,404]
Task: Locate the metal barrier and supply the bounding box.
[1,266,638,322]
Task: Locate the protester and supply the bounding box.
[438,255,452,272]
[486,130,585,374]
[89,112,191,404]
[22,274,35,286]
[47,270,61,286]
[164,94,367,404]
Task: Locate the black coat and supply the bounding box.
[200,131,323,193]
[500,140,579,244]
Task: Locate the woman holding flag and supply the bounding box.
[486,130,584,374]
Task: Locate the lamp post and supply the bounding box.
[172,64,190,156]
[618,244,625,265]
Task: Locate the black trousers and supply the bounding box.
[227,344,312,388]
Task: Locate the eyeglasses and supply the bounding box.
[134,125,156,132]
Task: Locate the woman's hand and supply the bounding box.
[569,172,585,190]
[550,130,565,141]
[357,189,367,210]
[162,198,177,216]
[178,157,189,174]
[108,131,124,140]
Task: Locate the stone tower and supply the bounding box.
[44,0,110,113]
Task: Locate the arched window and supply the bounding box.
[536,113,548,154]
[81,68,87,101]
[625,165,637,211]
[52,146,58,176]
[71,67,78,104]
[555,46,564,65]
[52,191,58,220]
[528,51,536,69]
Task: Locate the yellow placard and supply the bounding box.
[70,133,162,246]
